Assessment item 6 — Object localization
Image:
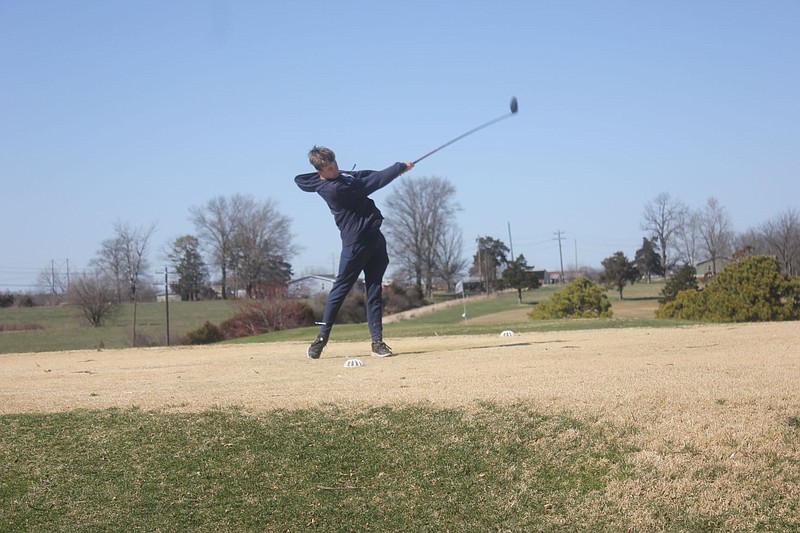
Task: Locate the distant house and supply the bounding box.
[695,257,734,278]
[287,275,337,298]
[530,268,549,285]
[286,274,364,298]
[547,270,587,284]
[288,274,368,298]
[210,285,242,300]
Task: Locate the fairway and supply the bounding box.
[2,322,799,530]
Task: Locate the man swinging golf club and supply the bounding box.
[294,98,517,359]
[295,146,414,359]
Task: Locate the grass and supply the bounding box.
[0,280,686,354]
[0,301,236,354]
[239,280,692,345]
[2,280,798,531]
[1,404,643,532]
[4,403,796,531]
[0,283,679,354]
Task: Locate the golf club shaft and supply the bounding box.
[413,111,515,164]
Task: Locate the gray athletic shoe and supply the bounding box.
[371,341,394,358]
[307,336,328,359]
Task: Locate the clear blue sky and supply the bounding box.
[2,1,799,291]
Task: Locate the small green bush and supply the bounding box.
[183,321,224,345]
[529,277,612,319]
[657,255,800,322]
[656,288,708,320]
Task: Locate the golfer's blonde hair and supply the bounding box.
[308,146,336,170]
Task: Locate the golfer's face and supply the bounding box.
[318,161,339,180]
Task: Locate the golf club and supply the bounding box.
[413,96,519,164]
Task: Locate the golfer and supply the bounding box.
[295,146,413,359]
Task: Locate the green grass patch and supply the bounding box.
[0,301,236,354]
[603,279,665,301]
[242,283,692,345]
[1,405,639,532]
[1,281,688,354]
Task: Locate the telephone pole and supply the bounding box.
[156,267,172,346]
[507,222,515,261]
[164,267,170,346]
[554,230,565,283]
[574,240,578,274]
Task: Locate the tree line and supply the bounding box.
[642,192,799,278]
[26,182,800,319]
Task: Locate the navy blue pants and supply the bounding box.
[319,230,389,342]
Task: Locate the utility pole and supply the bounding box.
[51,260,56,305]
[507,222,515,262]
[554,230,565,283]
[164,267,170,346]
[574,240,578,274]
[477,237,483,293]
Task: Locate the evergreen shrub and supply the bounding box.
[528,277,612,319]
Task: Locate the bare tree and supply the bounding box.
[734,227,769,259]
[36,261,69,305]
[189,196,242,299]
[118,221,155,303]
[760,207,800,275]
[641,192,687,276]
[229,195,296,298]
[433,220,468,291]
[674,209,701,267]
[68,270,119,327]
[89,221,155,346]
[384,176,461,296]
[93,235,127,302]
[92,221,156,303]
[696,197,734,275]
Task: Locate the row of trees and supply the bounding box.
[33,195,296,326]
[384,186,798,301]
[642,193,799,277]
[32,180,799,313]
[92,195,295,305]
[595,194,799,300]
[187,195,294,299]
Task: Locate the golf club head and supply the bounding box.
[510,96,518,114]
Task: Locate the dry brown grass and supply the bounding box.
[2,321,799,529]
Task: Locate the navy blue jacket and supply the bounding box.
[295,163,407,245]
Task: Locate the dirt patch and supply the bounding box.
[2,322,797,419]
